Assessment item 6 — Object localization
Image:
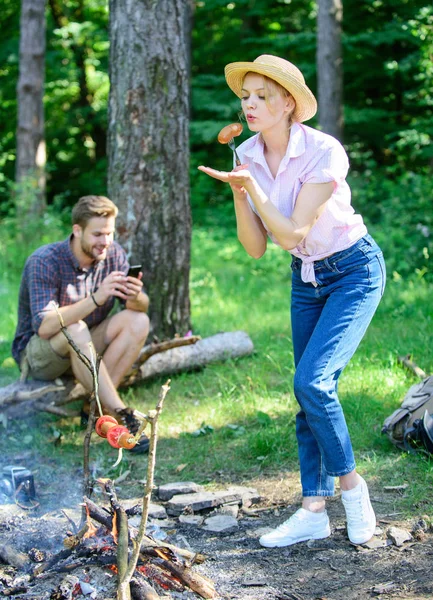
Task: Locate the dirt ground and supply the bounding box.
[1,451,433,600]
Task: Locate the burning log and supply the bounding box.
[153,557,216,599]
[130,576,161,600]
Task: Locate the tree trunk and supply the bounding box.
[15,0,46,213]
[108,0,192,340]
[316,0,343,141]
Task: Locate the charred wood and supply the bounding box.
[0,543,29,569]
[153,557,216,599]
[1,586,28,596]
[130,576,160,600]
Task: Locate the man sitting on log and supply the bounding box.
[11,195,150,453]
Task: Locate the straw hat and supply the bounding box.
[224,54,317,123]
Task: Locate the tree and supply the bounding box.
[108,0,192,340]
[316,0,343,140]
[15,0,46,213]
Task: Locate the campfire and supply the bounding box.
[0,480,216,599]
[0,316,218,599]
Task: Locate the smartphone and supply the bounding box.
[127,264,142,278]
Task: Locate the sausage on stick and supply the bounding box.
[218,123,243,165]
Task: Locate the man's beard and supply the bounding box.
[81,240,106,261]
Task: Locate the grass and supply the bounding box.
[1,213,433,516]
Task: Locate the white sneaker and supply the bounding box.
[259,508,331,548]
[342,476,376,545]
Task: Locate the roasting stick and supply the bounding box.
[119,380,172,600]
[52,302,103,418]
[52,302,103,508]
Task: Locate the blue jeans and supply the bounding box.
[290,235,386,497]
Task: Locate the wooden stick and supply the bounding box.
[397,354,428,379]
[122,381,171,589]
[32,401,74,417]
[99,480,131,599]
[138,336,201,364]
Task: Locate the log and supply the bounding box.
[130,577,160,600]
[135,331,254,382]
[0,331,254,417]
[153,557,217,599]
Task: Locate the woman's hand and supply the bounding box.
[198,164,252,199]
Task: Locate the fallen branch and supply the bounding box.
[398,354,428,379]
[138,335,202,365]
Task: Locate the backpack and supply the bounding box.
[382,375,433,455]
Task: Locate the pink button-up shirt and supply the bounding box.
[237,123,367,284]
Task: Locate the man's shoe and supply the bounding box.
[342,476,376,545]
[259,508,331,548]
[116,407,150,454]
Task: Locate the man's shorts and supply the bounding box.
[23,335,71,380]
[22,318,111,380]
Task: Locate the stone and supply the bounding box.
[362,537,392,549]
[226,485,261,507]
[216,504,239,518]
[387,526,412,547]
[179,514,204,526]
[166,490,242,516]
[121,498,166,519]
[149,503,168,519]
[202,514,239,532]
[247,527,272,538]
[158,481,203,501]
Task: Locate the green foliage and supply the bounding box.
[351,170,433,280]
[0,0,432,220]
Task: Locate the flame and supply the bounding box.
[135,565,183,591]
[83,504,98,539]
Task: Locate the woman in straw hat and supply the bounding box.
[198,54,386,548]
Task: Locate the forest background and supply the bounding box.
[0,0,432,280]
[0,0,432,508]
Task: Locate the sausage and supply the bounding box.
[217,123,243,144]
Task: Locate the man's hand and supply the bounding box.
[125,271,144,300]
[93,270,130,305]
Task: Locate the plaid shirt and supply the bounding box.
[12,236,129,365]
